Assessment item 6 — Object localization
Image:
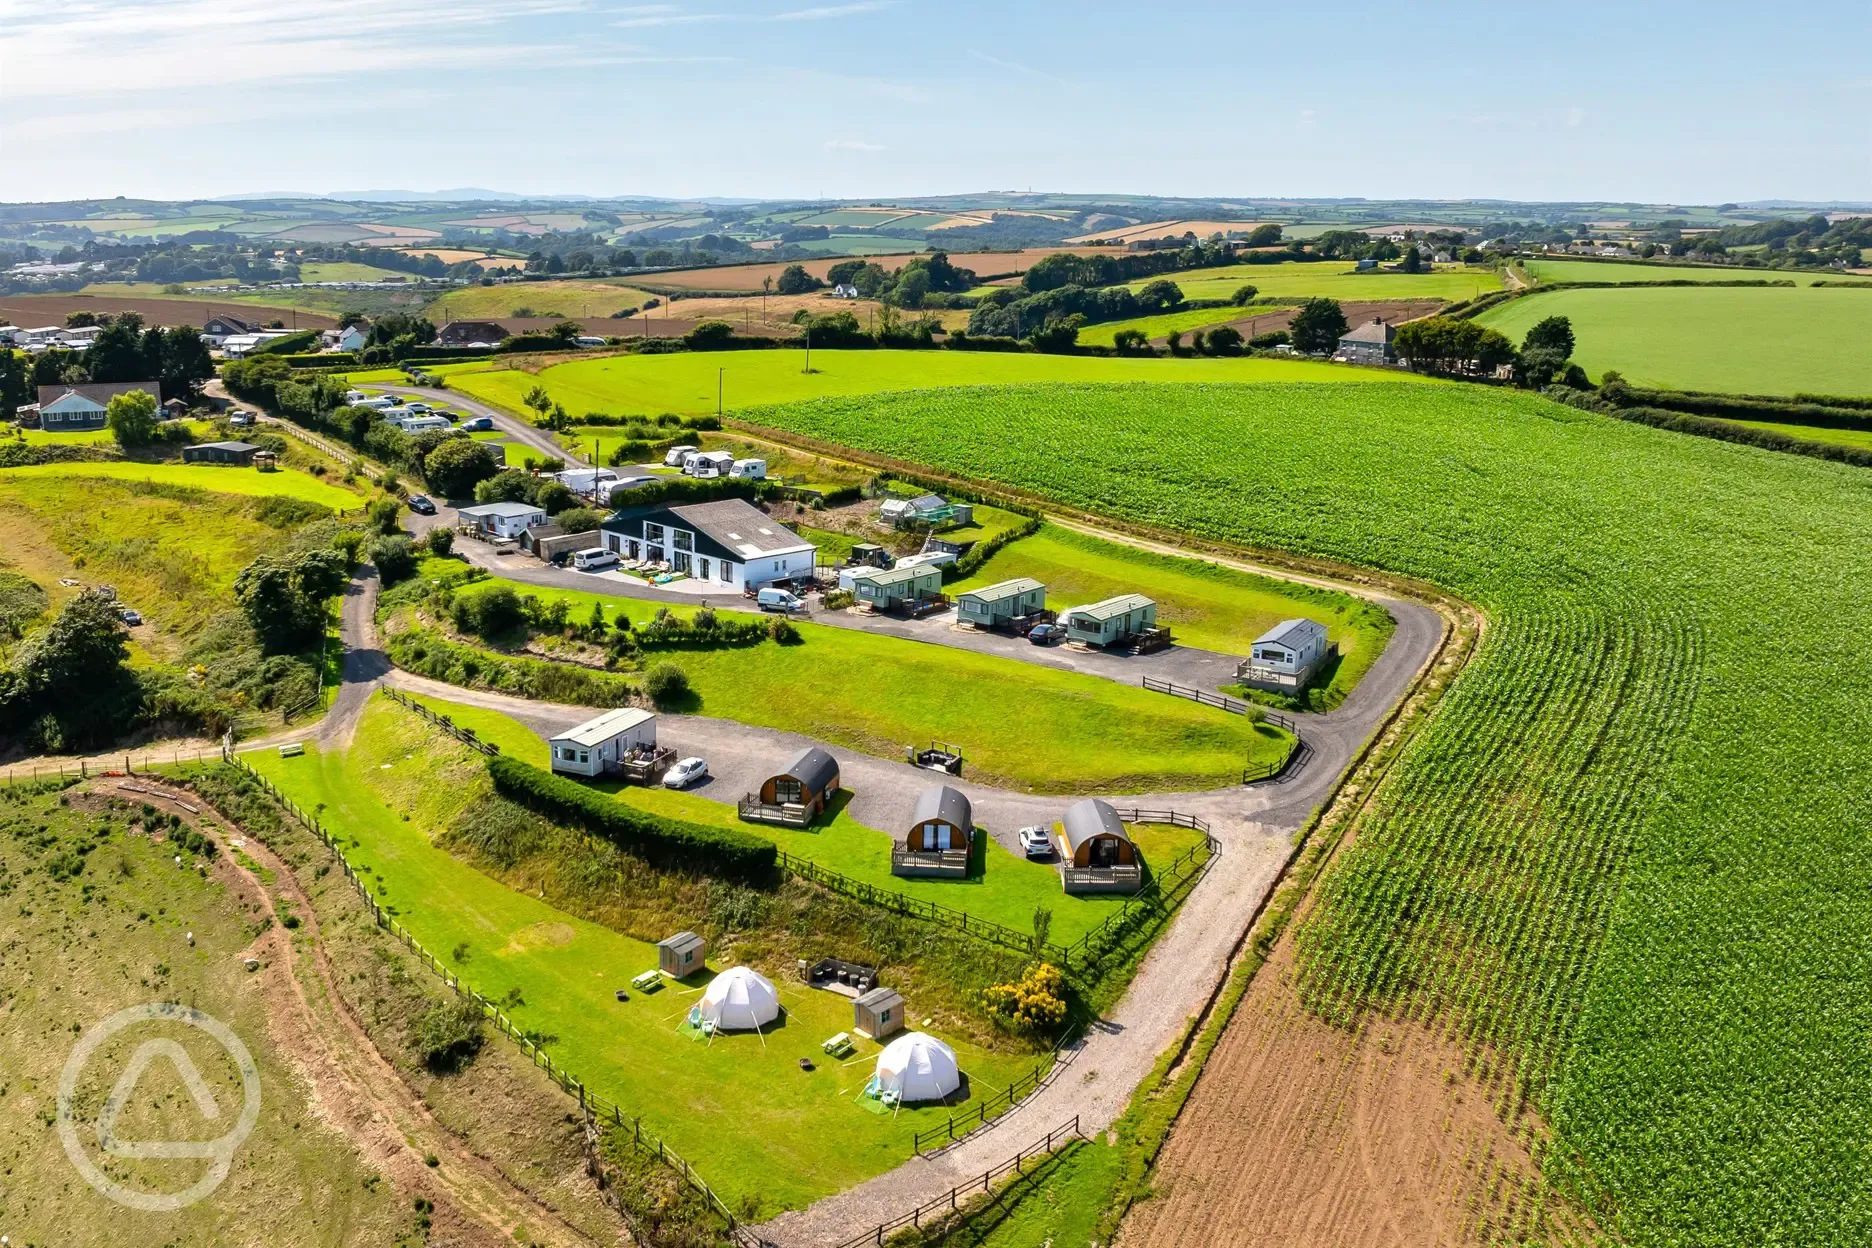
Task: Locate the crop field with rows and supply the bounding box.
[738,381,1872,1245]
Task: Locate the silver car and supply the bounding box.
[663,757,709,789]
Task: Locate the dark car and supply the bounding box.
[461,416,494,432]
[1028,622,1063,645]
[407,494,437,515]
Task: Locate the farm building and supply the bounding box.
[1060,798,1142,894]
[872,1032,960,1103]
[181,440,259,465]
[547,707,658,777]
[1337,318,1398,365]
[600,498,815,589]
[1237,617,1334,692]
[854,987,905,1041]
[956,578,1046,629]
[457,501,549,539]
[741,746,841,825]
[851,563,944,613]
[35,381,160,431]
[1062,594,1157,647]
[657,931,704,979]
[893,784,973,879]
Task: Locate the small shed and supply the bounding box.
[848,543,892,570]
[956,578,1046,629]
[854,987,905,1041]
[548,707,657,777]
[852,563,943,612]
[758,747,841,815]
[657,931,704,978]
[1063,594,1157,647]
[182,440,259,465]
[905,784,972,853]
[1061,798,1137,869]
[162,398,190,419]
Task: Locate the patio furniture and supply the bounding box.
[631,970,662,992]
[822,1032,855,1058]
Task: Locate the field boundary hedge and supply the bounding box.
[488,754,778,883]
[1445,277,1797,321]
[1550,389,1872,468]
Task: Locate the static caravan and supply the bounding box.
[852,563,943,612]
[730,458,767,480]
[1062,594,1157,647]
[548,707,658,778]
[456,502,549,539]
[956,578,1046,630]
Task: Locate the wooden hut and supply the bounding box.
[893,784,972,878]
[1060,798,1142,894]
[854,987,905,1041]
[657,931,704,978]
[740,746,841,826]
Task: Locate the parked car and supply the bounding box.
[1027,622,1063,645]
[119,608,143,626]
[573,547,620,571]
[228,410,254,427]
[403,402,430,415]
[1018,826,1055,859]
[663,757,708,789]
[756,587,804,613]
[461,416,494,432]
[406,494,436,515]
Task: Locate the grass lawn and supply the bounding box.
[441,349,1441,420]
[443,578,1293,792]
[1129,261,1501,304]
[0,461,364,508]
[334,367,412,383]
[1717,418,1872,452]
[1475,286,1872,395]
[299,261,413,283]
[248,696,1036,1215]
[951,524,1393,697]
[928,501,1028,548]
[424,280,657,322]
[1524,259,1847,286]
[1079,305,1270,348]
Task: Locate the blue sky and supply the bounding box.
[1,0,1867,203]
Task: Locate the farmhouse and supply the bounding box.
[850,563,944,613]
[600,498,815,589]
[548,707,658,778]
[336,325,368,353]
[741,746,840,826]
[1062,594,1157,647]
[1337,318,1397,365]
[892,784,973,879]
[1237,617,1334,692]
[35,381,161,431]
[456,501,550,539]
[956,577,1046,629]
[181,440,259,465]
[1059,797,1142,894]
[436,320,509,348]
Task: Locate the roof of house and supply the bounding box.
[960,577,1043,604]
[669,499,811,557]
[1062,798,1131,855]
[910,784,972,832]
[552,706,656,747]
[857,563,940,589]
[1255,617,1328,649]
[457,501,547,520]
[1067,593,1155,622]
[203,313,255,332]
[776,745,839,795]
[190,441,260,453]
[657,930,703,952]
[437,320,509,341]
[1340,319,1396,344]
[37,380,161,410]
[856,985,904,1011]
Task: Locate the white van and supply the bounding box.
[663,444,698,468]
[756,587,802,614]
[343,389,367,404]
[573,547,620,571]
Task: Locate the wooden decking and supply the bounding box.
[890,846,970,879]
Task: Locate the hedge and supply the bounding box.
[1551,389,1872,469]
[251,328,322,355]
[487,755,777,883]
[868,469,1045,582]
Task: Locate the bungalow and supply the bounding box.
[741,746,841,826]
[548,707,658,778]
[200,313,255,344]
[1237,617,1334,692]
[36,381,161,431]
[850,563,943,613]
[955,577,1046,630]
[337,325,369,353]
[831,283,861,299]
[181,440,260,465]
[600,498,815,590]
[1336,318,1397,365]
[1059,798,1142,894]
[456,501,550,539]
[1062,594,1156,647]
[892,784,973,879]
[435,320,509,349]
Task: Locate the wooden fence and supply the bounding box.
[1140,678,1299,785]
[838,1117,1086,1247]
[381,687,500,755]
[909,1028,1077,1155]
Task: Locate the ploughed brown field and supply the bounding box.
[643,247,1122,291]
[0,293,337,330]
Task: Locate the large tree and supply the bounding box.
[234,549,347,653]
[1523,315,1576,359]
[775,264,821,295]
[105,388,160,446]
[424,436,500,499]
[0,589,140,750]
[1289,298,1349,355]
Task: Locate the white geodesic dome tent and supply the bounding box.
[873,1031,960,1103]
[699,966,779,1031]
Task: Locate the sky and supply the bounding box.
[1,0,1868,204]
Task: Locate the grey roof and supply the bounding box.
[1068,594,1154,622]
[856,986,903,1011]
[37,380,160,409]
[778,746,839,795]
[858,563,941,589]
[1339,319,1396,344]
[190,440,259,453]
[908,493,947,509]
[658,930,703,952]
[1061,798,1131,856]
[668,498,813,558]
[960,577,1043,604]
[910,784,972,832]
[457,501,547,519]
[1255,617,1328,648]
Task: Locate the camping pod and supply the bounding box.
[874,1031,960,1103]
[699,966,779,1031]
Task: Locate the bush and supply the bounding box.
[426,528,454,557]
[452,585,524,638]
[487,755,777,883]
[766,616,800,644]
[412,1000,485,1072]
[642,661,690,707]
[982,962,1068,1033]
[371,535,418,585]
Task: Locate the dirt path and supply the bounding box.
[103,779,611,1248]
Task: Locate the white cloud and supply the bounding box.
[769,1,890,19]
[967,49,1063,84]
[824,138,886,151]
[1567,105,1586,127]
[610,10,723,26]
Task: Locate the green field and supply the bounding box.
[1717,418,1872,451]
[424,280,657,322]
[299,260,413,283]
[735,380,1872,1244]
[1477,286,1872,395]
[1127,261,1501,303]
[437,349,1439,420]
[1078,305,1278,348]
[951,523,1393,700]
[5,420,214,447]
[1524,258,1847,286]
[0,461,363,508]
[248,695,1036,1215]
[442,577,1292,793]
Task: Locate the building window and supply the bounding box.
[673,530,693,552]
[720,561,734,583]
[774,778,803,805]
[673,552,691,574]
[628,540,641,559]
[645,522,664,543]
[698,557,711,579]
